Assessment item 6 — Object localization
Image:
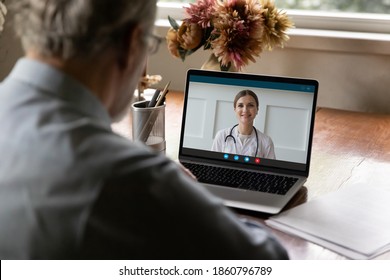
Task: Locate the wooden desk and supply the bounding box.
[266,108,390,260]
[112,91,390,260]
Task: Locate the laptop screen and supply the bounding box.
[179,69,319,176]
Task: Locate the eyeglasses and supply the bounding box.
[146,34,162,55]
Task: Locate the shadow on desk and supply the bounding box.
[233,186,308,220]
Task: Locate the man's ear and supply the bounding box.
[117,24,144,70]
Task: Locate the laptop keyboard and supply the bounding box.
[182,162,298,195]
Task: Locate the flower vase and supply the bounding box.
[201,53,238,72]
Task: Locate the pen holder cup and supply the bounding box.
[131,100,166,153]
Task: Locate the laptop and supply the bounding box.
[178,69,319,214]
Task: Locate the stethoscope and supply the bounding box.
[224,124,259,157]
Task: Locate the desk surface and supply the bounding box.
[112,91,390,260]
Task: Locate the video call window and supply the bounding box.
[182,76,316,167]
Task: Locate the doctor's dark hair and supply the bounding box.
[12,0,157,59]
[233,90,259,108]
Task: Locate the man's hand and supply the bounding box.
[175,161,197,181]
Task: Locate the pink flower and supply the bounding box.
[184,0,216,29]
[166,0,293,71]
[212,0,265,70]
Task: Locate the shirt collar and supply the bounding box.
[8,58,112,127]
[233,125,256,137]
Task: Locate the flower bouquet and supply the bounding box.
[166,0,294,71]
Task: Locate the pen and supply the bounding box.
[138,81,170,142]
[156,90,169,105]
[148,89,160,107]
[155,81,171,107]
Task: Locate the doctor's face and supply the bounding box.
[234,95,258,125]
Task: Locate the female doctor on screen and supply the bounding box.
[211,90,276,159]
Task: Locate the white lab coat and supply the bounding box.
[211,126,276,159]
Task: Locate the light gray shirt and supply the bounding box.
[0,58,288,259]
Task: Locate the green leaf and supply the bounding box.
[178,48,187,61]
[186,49,196,56]
[168,16,180,30]
[203,41,211,50]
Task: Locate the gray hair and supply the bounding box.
[12,0,157,59]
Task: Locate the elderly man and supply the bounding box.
[0,0,288,259]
